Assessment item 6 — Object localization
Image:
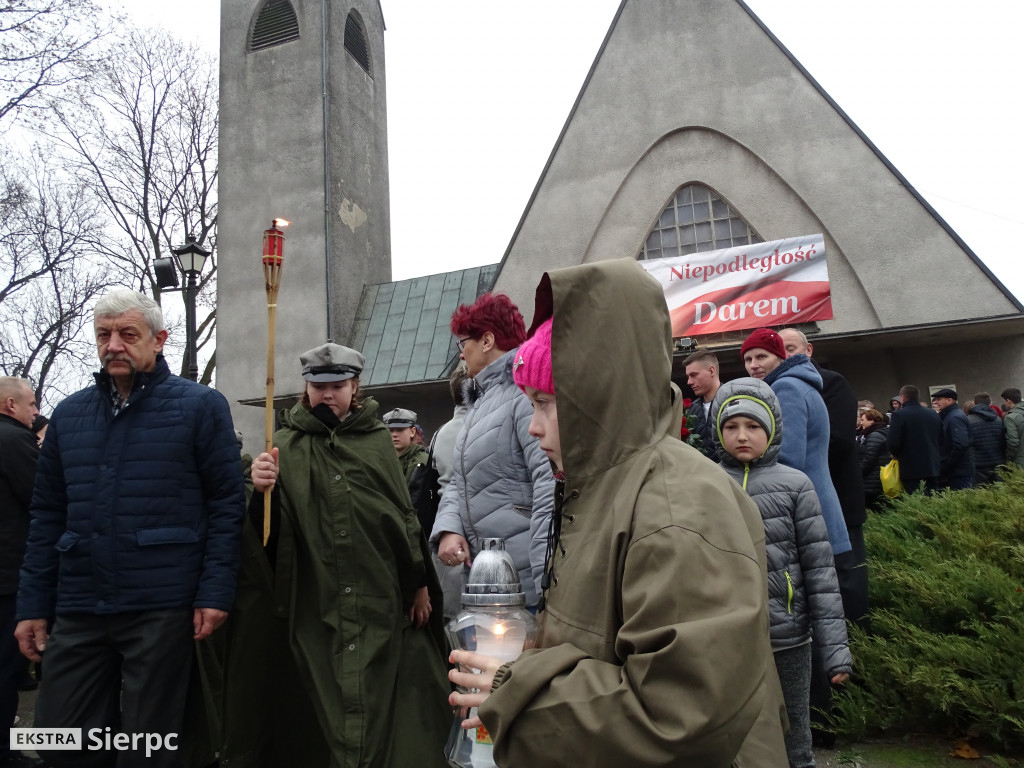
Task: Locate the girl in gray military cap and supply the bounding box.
[249,342,449,767]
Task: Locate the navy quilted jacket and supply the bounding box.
[967,404,1004,472]
[937,402,975,480]
[16,356,244,619]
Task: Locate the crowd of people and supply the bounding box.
[863,384,1023,499]
[2,273,1022,768]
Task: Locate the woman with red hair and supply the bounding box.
[429,293,554,611]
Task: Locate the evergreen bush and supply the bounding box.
[832,469,1024,750]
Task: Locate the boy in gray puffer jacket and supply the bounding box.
[712,377,852,768]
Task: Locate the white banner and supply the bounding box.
[642,234,833,336]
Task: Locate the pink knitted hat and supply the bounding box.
[512,317,554,395]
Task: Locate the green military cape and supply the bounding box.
[272,398,450,768]
[396,443,430,484]
[187,399,450,768]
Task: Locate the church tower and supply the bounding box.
[217,0,390,441]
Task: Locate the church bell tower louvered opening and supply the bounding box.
[249,0,300,52]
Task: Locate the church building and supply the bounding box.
[217,0,1024,444]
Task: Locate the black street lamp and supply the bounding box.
[155,233,211,382]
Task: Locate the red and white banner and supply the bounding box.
[642,234,833,336]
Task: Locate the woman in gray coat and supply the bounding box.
[429,293,554,609]
[712,377,851,768]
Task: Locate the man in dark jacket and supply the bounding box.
[683,350,721,460]
[967,393,1005,485]
[931,388,974,489]
[15,289,245,768]
[888,384,941,493]
[0,377,40,768]
[779,328,867,748]
[778,330,867,624]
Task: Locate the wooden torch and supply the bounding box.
[262,218,288,545]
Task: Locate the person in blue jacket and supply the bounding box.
[15,289,245,768]
[741,328,851,558]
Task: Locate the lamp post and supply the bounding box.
[170,234,211,382]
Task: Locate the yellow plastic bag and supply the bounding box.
[880,459,903,498]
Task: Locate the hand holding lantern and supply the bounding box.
[448,650,506,729]
[444,538,539,768]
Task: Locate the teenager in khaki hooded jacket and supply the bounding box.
[449,259,787,767]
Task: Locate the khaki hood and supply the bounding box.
[525,258,677,479]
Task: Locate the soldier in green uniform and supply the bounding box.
[383,408,429,484]
[249,343,450,768]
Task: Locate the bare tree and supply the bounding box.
[0,0,110,125]
[46,27,219,382]
[0,147,110,410]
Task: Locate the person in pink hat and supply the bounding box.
[446,260,788,768]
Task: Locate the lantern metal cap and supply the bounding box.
[462,538,526,607]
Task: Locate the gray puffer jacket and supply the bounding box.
[429,349,554,606]
[711,378,852,678]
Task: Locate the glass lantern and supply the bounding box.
[445,538,539,768]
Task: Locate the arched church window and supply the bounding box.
[637,183,762,262]
[249,0,300,52]
[344,11,371,74]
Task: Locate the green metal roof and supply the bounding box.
[352,264,499,386]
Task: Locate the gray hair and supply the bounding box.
[779,328,809,348]
[0,376,32,403]
[94,289,164,336]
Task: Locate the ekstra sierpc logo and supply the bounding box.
[11,728,178,757]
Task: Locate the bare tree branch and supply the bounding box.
[43,27,219,380]
[0,0,112,125]
[0,146,111,409]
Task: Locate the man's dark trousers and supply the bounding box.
[945,475,973,491]
[0,594,22,761]
[35,609,193,768]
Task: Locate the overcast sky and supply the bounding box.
[117,0,1024,302]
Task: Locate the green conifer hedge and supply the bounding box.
[832,469,1024,750]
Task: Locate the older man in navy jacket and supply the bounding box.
[931,388,975,490]
[15,289,244,768]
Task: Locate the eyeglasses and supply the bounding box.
[456,337,474,352]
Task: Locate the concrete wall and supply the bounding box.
[218,0,391,447]
[833,340,1024,416]
[492,0,1020,335]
